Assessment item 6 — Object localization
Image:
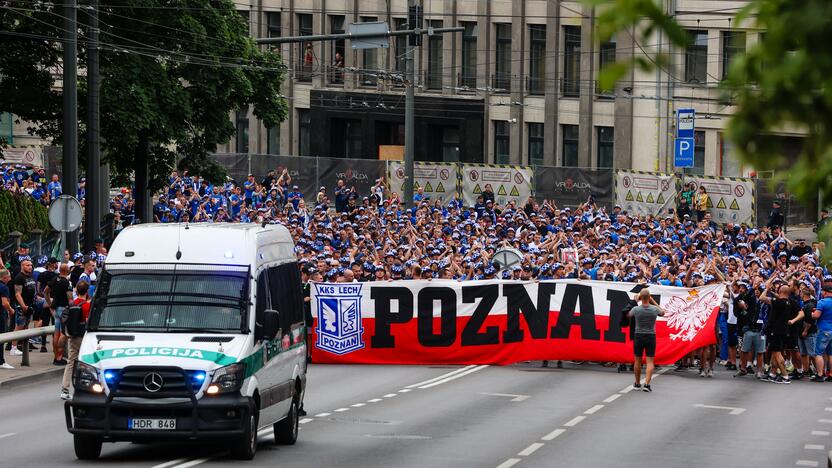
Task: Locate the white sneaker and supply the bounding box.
[9,348,22,356]
[60,389,71,400]
[0,363,13,369]
[706,369,713,378]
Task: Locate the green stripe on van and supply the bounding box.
[80,347,237,366]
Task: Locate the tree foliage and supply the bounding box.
[590,0,832,253]
[0,0,288,189]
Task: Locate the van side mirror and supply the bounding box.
[263,309,280,341]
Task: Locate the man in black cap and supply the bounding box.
[816,208,830,234]
[767,200,785,229]
[9,243,30,278]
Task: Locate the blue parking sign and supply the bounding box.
[674,137,695,168]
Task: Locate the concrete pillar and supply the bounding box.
[442,0,456,96]
[509,0,525,165]
[314,0,326,89]
[477,0,491,163]
[577,5,595,168]
[542,0,560,166]
[285,0,295,155]
[613,27,635,169]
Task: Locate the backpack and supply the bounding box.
[619,300,637,328]
[63,305,86,338]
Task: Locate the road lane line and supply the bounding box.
[406,366,477,388]
[811,430,830,436]
[367,398,383,403]
[495,458,522,468]
[315,412,331,417]
[563,416,585,427]
[398,389,412,393]
[584,404,604,415]
[383,393,398,398]
[171,458,211,468]
[517,443,544,457]
[480,392,531,402]
[541,428,565,441]
[351,403,366,407]
[334,407,350,412]
[419,365,488,389]
[603,394,621,403]
[818,419,832,424]
[824,408,832,412]
[620,385,635,394]
[151,459,190,468]
[0,433,16,441]
[804,444,824,450]
[795,461,818,467]
[693,404,746,415]
[299,418,314,424]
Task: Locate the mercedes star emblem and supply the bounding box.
[143,372,164,393]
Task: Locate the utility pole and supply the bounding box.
[63,0,79,254]
[403,0,419,210]
[84,0,101,251]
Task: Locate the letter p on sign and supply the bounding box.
[674,137,695,169]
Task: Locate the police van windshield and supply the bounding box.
[88,269,249,333]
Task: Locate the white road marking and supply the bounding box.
[693,404,746,415]
[151,459,190,468]
[584,404,604,415]
[620,385,635,394]
[406,365,478,388]
[563,416,586,427]
[383,393,398,398]
[804,444,824,450]
[496,458,521,468]
[811,430,830,436]
[518,442,544,457]
[299,418,314,424]
[334,407,350,412]
[480,392,531,402]
[795,461,818,467]
[398,389,412,393]
[0,433,16,441]
[171,458,211,468]
[818,419,832,424]
[315,412,331,417]
[367,398,383,403]
[351,403,366,407]
[824,408,832,412]
[603,394,621,403]
[541,428,565,441]
[419,365,488,389]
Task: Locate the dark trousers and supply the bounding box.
[0,311,6,365]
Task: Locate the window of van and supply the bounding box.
[267,263,304,332]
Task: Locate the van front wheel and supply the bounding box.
[231,409,258,460]
[274,397,298,445]
[74,434,102,460]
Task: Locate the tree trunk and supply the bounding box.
[133,132,152,224]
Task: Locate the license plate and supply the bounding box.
[128,418,176,430]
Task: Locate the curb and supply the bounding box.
[0,367,64,390]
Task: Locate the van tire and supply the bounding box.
[231,409,258,460]
[74,434,102,460]
[274,397,299,445]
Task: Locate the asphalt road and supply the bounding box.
[1,362,830,468]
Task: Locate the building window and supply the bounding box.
[298,110,311,156]
[238,10,250,34]
[360,17,378,86]
[494,23,511,92]
[722,31,745,80]
[563,26,581,97]
[597,126,614,168]
[598,35,616,97]
[562,124,579,166]
[267,125,280,155]
[235,109,249,153]
[461,22,477,88]
[427,20,443,90]
[394,18,408,76]
[683,130,706,175]
[720,133,742,176]
[685,30,707,84]
[528,25,546,95]
[267,12,281,38]
[297,14,313,82]
[528,123,544,166]
[345,120,363,158]
[494,121,510,164]
[329,16,345,84]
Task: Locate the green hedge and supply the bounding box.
[0,191,51,240]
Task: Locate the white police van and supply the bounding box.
[65,223,307,460]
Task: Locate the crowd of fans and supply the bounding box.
[3,163,832,385]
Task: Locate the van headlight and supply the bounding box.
[73,362,104,393]
[206,363,246,395]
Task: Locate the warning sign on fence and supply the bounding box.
[683,175,755,225]
[461,163,533,206]
[387,161,459,205]
[615,170,678,216]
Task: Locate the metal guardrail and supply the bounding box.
[0,326,55,367]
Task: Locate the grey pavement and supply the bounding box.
[1,362,831,468]
[0,339,65,389]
